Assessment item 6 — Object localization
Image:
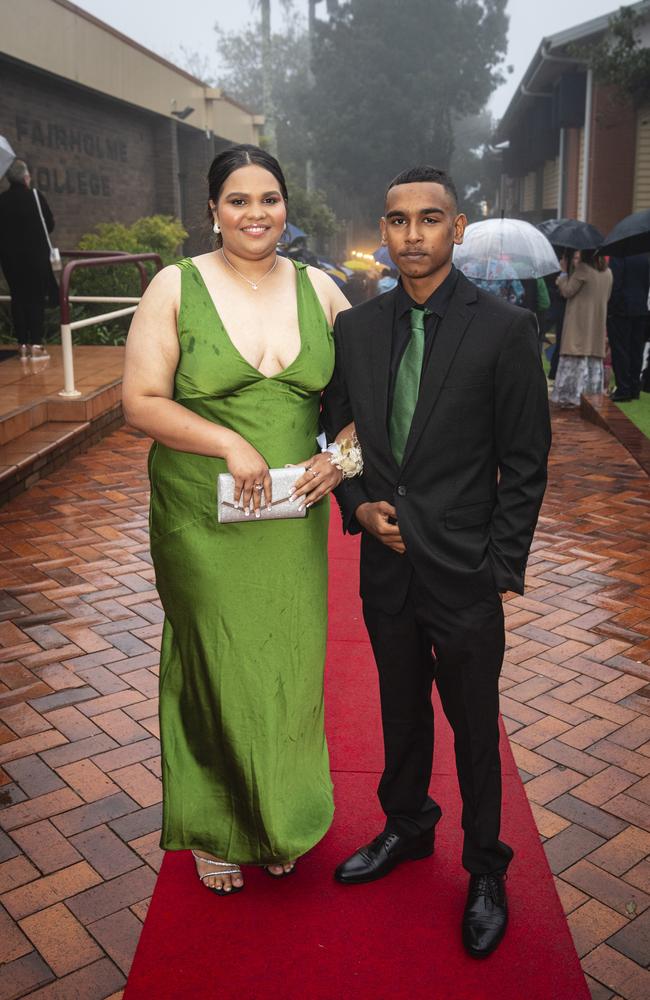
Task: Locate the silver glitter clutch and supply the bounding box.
[217,467,307,523]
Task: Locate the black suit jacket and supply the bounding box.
[321,271,551,612]
[609,255,650,318]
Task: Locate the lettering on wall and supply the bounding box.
[33,167,111,197]
[15,114,130,198]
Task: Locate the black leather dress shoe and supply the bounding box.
[334,828,435,885]
[462,873,508,958]
[610,391,633,402]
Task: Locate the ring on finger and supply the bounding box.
[311,469,319,478]
[254,484,263,491]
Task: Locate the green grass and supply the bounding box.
[615,391,650,439]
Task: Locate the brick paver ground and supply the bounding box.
[0,410,649,1000]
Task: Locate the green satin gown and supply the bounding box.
[149,258,335,864]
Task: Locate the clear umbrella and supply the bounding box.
[453,218,560,280]
[0,136,16,180]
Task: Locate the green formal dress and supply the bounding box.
[149,258,335,864]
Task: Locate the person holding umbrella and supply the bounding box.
[600,209,650,402]
[551,247,612,408]
[0,158,56,359]
[608,254,650,402]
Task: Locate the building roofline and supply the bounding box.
[496,0,650,138]
[51,0,258,117]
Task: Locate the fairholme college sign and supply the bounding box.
[16,114,129,198]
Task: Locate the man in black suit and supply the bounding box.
[321,167,551,957]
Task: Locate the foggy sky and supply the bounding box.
[73,0,639,119]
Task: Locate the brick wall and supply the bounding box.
[178,127,212,255]
[564,128,581,220]
[178,132,234,255]
[151,119,181,223]
[0,58,162,249]
[588,84,636,234]
[0,57,228,254]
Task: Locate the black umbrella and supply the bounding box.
[600,209,650,257]
[548,219,604,250]
[536,218,570,239]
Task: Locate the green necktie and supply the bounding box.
[389,307,429,465]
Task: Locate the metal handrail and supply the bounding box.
[60,250,150,297]
[58,252,163,397]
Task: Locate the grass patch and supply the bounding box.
[615,392,650,439]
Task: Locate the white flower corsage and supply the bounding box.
[324,434,364,479]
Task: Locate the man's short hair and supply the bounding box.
[6,159,30,185]
[386,166,458,210]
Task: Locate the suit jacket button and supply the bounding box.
[397,485,407,497]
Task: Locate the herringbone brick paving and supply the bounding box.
[0,410,648,999]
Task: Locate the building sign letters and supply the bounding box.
[15,114,129,198]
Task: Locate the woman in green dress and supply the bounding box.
[123,145,349,893]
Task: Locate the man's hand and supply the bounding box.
[355,501,405,554]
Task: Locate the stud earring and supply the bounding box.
[213,221,220,234]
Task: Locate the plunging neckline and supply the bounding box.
[188,258,305,381]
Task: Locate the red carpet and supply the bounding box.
[125,506,589,1000]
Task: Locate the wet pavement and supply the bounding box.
[0,411,649,999]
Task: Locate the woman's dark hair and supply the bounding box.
[207,144,288,247]
[580,248,608,272]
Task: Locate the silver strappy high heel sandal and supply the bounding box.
[192,851,244,896]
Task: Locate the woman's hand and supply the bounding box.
[223,437,272,517]
[289,453,343,511]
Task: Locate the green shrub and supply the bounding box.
[73,215,187,307]
[1,214,187,345]
[61,215,187,343]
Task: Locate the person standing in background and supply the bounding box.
[0,159,55,360]
[545,255,568,383]
[607,254,650,402]
[522,277,550,351]
[551,250,612,407]
[377,267,398,294]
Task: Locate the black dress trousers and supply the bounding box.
[2,257,49,346]
[608,315,648,397]
[362,575,514,876]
